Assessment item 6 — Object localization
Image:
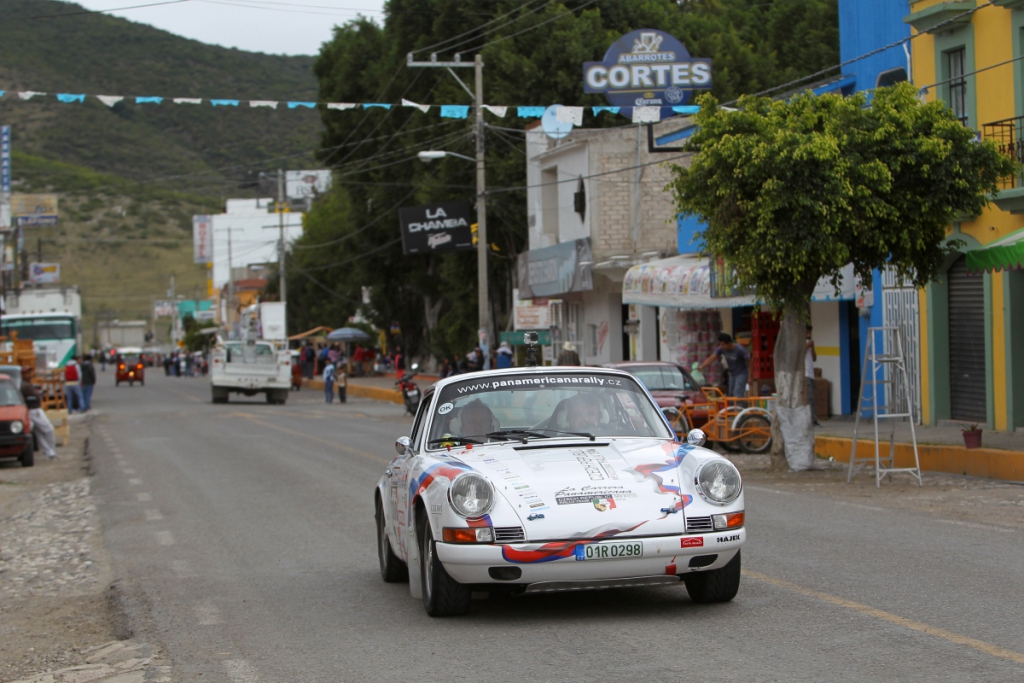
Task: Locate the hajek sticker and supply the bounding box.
[438,402,454,415]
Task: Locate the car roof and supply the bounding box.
[602,361,682,368]
[428,364,638,392]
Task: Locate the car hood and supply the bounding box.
[453,438,697,541]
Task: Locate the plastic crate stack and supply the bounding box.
[750,312,779,380]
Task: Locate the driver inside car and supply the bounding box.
[459,399,496,440]
[566,393,602,434]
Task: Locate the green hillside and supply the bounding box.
[0,0,329,343]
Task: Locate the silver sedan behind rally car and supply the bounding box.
[375,366,745,616]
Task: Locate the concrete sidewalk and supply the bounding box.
[303,374,436,405]
[816,414,1024,451]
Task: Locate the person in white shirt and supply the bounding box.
[805,325,819,427]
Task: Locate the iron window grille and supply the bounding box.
[982,115,1024,189]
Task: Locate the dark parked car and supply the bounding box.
[602,361,710,429]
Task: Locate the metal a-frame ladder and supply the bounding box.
[848,326,922,487]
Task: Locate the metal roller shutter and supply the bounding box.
[947,256,987,422]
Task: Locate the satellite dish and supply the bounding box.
[542,105,573,140]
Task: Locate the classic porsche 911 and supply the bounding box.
[375,366,745,616]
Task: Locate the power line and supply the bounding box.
[436,0,560,56]
[291,187,417,249]
[291,236,403,273]
[448,0,599,57]
[31,0,192,20]
[411,0,551,56]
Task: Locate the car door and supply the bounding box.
[387,389,432,560]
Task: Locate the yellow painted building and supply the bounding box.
[906,0,1024,431]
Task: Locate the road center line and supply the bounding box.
[233,412,387,463]
[155,531,175,546]
[128,478,142,486]
[136,492,152,502]
[144,509,163,521]
[744,485,794,495]
[743,569,1024,664]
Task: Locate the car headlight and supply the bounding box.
[449,473,495,518]
[695,460,742,505]
[10,420,23,434]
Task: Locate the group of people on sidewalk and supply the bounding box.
[62,355,96,413]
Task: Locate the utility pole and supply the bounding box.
[277,169,287,307]
[407,52,490,343]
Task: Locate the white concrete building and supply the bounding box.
[211,199,304,290]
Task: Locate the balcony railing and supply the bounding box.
[982,115,1024,189]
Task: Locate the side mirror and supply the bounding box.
[411,363,420,371]
[686,429,707,447]
[395,436,412,455]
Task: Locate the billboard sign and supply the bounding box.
[1,125,10,194]
[153,300,176,317]
[516,237,593,299]
[11,193,58,226]
[28,262,60,284]
[286,170,332,200]
[193,215,213,264]
[583,29,712,111]
[398,202,474,255]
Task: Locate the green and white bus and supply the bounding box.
[1,313,81,369]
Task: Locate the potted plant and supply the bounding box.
[962,423,983,450]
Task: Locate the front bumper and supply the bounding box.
[0,433,31,456]
[435,528,745,585]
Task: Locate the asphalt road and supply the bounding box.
[89,371,1024,682]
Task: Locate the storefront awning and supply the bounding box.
[623,257,859,309]
[622,255,756,309]
[966,227,1024,274]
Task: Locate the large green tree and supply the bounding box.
[288,0,841,364]
[667,83,1016,470]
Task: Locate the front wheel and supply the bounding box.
[420,514,471,616]
[683,550,741,604]
[20,438,35,468]
[376,497,408,583]
[736,413,772,454]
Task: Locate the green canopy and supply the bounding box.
[966,227,1024,274]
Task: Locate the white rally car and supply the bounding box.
[375,366,745,616]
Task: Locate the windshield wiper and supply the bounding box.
[529,428,596,442]
[485,429,551,443]
[427,436,482,447]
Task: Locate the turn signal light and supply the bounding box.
[442,527,494,543]
[712,511,744,530]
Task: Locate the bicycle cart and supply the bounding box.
[663,386,773,454]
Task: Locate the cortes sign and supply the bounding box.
[398,202,474,255]
[583,29,712,109]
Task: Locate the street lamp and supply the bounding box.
[417,150,475,163]
[416,147,491,359]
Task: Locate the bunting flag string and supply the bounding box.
[0,90,700,125]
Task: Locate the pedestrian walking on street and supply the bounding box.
[100,353,107,372]
[303,341,316,379]
[336,360,347,403]
[323,361,336,404]
[496,341,514,369]
[557,341,581,366]
[806,325,820,427]
[21,366,57,459]
[352,344,365,377]
[64,357,83,413]
[80,354,96,412]
[699,333,750,398]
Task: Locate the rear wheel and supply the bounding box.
[376,497,408,583]
[115,380,120,387]
[736,413,772,454]
[683,550,741,604]
[20,438,34,468]
[662,407,690,437]
[419,512,471,616]
[212,387,229,404]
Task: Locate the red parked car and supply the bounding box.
[0,375,33,467]
[602,361,710,430]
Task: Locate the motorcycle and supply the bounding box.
[396,363,421,415]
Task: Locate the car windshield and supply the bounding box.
[625,364,698,392]
[426,372,673,448]
[1,317,75,341]
[121,355,141,366]
[0,381,24,407]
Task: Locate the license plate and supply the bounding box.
[574,541,644,561]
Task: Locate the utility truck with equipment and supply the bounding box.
[209,303,290,404]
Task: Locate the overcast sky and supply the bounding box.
[72,0,388,56]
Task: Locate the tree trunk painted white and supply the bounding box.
[770,301,815,471]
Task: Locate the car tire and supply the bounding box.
[376,497,408,583]
[736,414,772,454]
[212,387,229,404]
[419,513,471,617]
[662,407,690,436]
[115,380,120,387]
[683,550,741,604]
[20,439,35,468]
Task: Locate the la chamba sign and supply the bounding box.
[583,29,712,109]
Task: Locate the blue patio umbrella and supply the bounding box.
[326,327,372,342]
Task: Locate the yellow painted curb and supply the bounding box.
[302,378,403,405]
[817,436,1024,482]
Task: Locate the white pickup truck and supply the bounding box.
[210,339,291,404]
